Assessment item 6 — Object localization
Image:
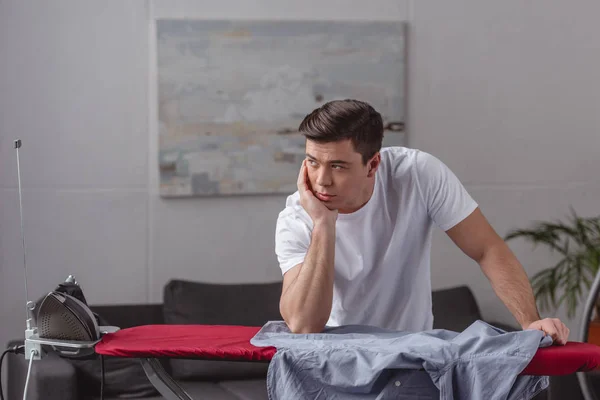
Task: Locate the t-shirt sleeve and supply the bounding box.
[413,151,478,231]
[275,209,312,275]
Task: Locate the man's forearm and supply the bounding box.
[280,221,336,333]
[479,241,541,329]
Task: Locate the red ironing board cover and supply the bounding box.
[95,324,600,375]
[96,325,275,361]
[521,341,600,375]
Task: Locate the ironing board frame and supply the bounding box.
[140,358,193,400]
[93,269,600,400]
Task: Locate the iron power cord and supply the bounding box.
[100,354,105,400]
[0,344,25,400]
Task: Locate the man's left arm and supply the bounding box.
[445,207,570,345]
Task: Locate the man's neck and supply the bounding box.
[339,178,376,214]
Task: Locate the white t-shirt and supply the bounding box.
[274,147,478,332]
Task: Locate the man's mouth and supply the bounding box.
[316,192,336,201]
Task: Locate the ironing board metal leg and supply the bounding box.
[140,358,193,400]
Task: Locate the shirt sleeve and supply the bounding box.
[413,151,478,231]
[275,209,313,275]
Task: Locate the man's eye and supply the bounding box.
[332,165,344,170]
[308,160,317,166]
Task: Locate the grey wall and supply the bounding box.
[1,0,599,365]
[408,1,600,335]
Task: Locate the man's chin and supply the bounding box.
[324,203,338,211]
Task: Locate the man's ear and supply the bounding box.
[367,152,381,177]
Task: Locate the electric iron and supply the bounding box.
[31,275,117,358]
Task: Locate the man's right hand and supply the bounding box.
[281,160,338,333]
[297,160,338,226]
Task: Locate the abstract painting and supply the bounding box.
[156,19,406,197]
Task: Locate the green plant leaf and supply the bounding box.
[506,210,600,319]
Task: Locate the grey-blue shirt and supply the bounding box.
[250,320,551,399]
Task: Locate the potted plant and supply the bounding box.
[504,209,600,321]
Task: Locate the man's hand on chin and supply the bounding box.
[525,318,570,345]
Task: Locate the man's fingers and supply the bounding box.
[550,319,568,345]
[297,160,317,205]
[543,319,566,344]
[528,318,570,345]
[548,323,560,343]
[547,321,560,343]
[555,319,570,344]
[297,160,307,191]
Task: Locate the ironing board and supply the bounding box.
[96,324,600,400]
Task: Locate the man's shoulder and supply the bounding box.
[378,146,425,181]
[380,146,421,167]
[380,146,443,175]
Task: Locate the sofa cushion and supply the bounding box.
[72,355,159,399]
[121,381,244,400]
[219,379,269,400]
[176,381,242,400]
[163,279,282,381]
[167,359,270,383]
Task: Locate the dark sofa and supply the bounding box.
[5,280,558,399]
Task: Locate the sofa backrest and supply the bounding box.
[91,304,164,328]
[162,279,283,381]
[90,282,483,334]
[431,285,483,332]
[163,279,283,326]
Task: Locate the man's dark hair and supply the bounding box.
[298,99,384,165]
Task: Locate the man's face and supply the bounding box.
[304,139,378,214]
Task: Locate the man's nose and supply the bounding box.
[316,168,332,187]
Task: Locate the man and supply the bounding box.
[275,99,569,345]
